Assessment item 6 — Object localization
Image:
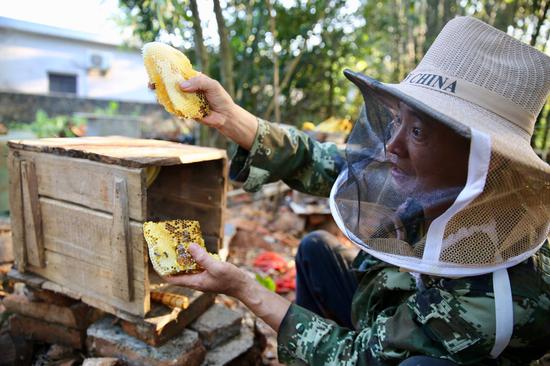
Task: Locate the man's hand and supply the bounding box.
[147,74,258,150]
[164,243,291,332]
[179,75,236,130]
[164,243,247,297]
[149,76,235,129]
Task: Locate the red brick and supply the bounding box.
[0,332,34,365]
[29,287,78,307]
[87,317,205,366]
[3,294,101,329]
[120,288,214,346]
[9,314,85,349]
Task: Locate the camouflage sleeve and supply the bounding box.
[229,118,344,197]
[277,302,432,366]
[277,268,548,365]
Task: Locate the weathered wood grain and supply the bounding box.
[16,151,145,221]
[7,150,25,271]
[111,177,133,302]
[8,137,226,168]
[21,161,45,267]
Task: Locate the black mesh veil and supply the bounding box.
[332,84,469,258]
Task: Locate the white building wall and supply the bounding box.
[0,19,155,103]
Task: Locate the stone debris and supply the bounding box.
[190,303,242,349]
[201,324,256,366]
[87,316,205,366]
[82,358,124,366]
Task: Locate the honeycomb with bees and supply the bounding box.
[143,219,208,276]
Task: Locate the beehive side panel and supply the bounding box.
[219,157,228,253]
[8,150,26,271]
[147,198,222,238]
[28,250,146,316]
[40,198,145,267]
[17,151,145,221]
[36,198,148,316]
[146,159,226,249]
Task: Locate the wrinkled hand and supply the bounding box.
[149,73,258,150]
[164,243,248,297]
[148,74,236,129]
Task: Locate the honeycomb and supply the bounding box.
[143,219,206,276]
[142,42,210,120]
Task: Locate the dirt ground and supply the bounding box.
[223,189,353,365]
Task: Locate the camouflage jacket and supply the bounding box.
[230,119,550,366]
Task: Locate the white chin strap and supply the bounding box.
[490,268,513,358]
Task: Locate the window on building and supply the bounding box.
[48,73,77,94]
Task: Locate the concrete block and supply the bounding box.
[82,357,123,366]
[201,324,256,366]
[190,303,242,349]
[87,317,205,366]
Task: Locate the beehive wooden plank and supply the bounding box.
[21,161,45,268]
[111,177,133,302]
[148,162,225,205]
[32,198,148,316]
[39,198,145,266]
[16,151,145,221]
[29,250,147,316]
[8,137,226,168]
[7,150,25,271]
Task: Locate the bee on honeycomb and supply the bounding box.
[143,219,210,276]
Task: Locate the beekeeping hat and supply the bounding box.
[330,16,550,358]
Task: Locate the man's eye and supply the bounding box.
[412,127,422,137]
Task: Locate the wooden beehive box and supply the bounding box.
[7,137,227,318]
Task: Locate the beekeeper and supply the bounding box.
[166,16,550,365]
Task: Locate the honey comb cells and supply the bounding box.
[142,42,210,120]
[143,220,206,276]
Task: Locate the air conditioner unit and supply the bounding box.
[86,51,112,72]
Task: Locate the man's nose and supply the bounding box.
[386,126,407,157]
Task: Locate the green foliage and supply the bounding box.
[9,110,86,138]
[118,0,550,148]
[94,101,120,116]
[255,273,276,292]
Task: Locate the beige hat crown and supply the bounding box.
[401,16,550,136]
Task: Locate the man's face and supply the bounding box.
[385,102,470,205]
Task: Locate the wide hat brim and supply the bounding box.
[344,69,550,178]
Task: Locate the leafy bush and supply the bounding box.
[9,110,86,138]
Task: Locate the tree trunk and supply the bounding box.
[263,47,304,120]
[189,0,209,73]
[266,0,280,123]
[235,0,260,103]
[414,0,427,63]
[531,0,549,47]
[213,0,235,99]
[442,0,454,24]
[425,0,441,53]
